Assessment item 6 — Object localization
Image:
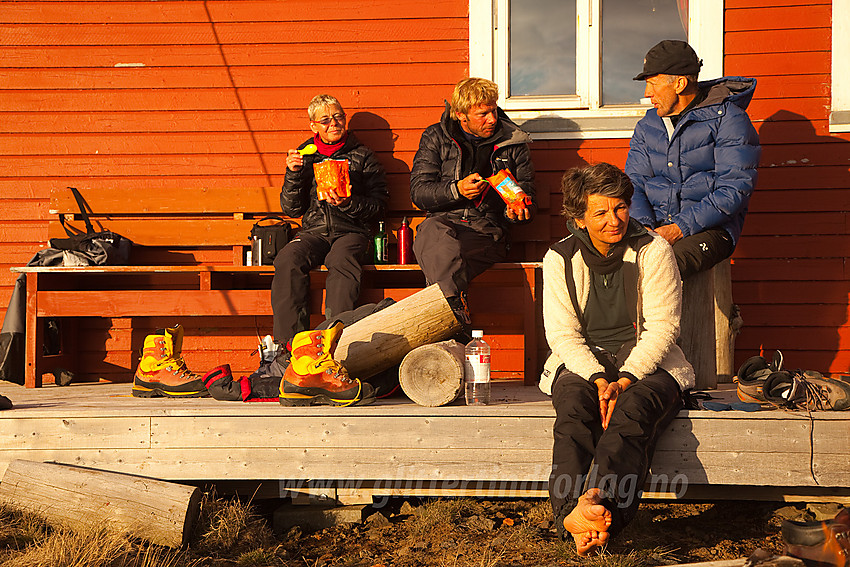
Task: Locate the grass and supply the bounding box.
[0,494,774,567]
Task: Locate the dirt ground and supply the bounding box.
[259,497,840,567]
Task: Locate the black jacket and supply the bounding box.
[281,133,388,238]
[410,103,537,240]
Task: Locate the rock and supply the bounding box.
[806,502,844,521]
[366,512,391,527]
[273,504,366,534]
[774,505,806,521]
[399,501,417,516]
[464,515,496,532]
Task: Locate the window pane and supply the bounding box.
[601,0,688,105]
[509,0,576,97]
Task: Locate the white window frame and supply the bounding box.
[831,0,850,132]
[469,0,724,139]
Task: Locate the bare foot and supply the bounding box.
[563,488,612,555]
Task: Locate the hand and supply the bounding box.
[654,223,683,244]
[505,206,530,222]
[286,149,303,172]
[325,185,352,207]
[457,173,489,199]
[594,377,632,429]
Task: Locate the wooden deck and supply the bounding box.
[0,381,848,504]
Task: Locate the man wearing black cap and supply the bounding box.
[625,40,761,279]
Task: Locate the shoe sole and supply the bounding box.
[279,392,375,407]
[736,386,766,403]
[132,384,209,398]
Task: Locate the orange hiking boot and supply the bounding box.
[132,325,208,398]
[279,321,375,407]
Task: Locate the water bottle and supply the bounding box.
[373,221,388,264]
[464,330,491,405]
[397,217,414,264]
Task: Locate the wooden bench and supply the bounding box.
[12,186,543,388]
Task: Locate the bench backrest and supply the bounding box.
[49,185,553,264]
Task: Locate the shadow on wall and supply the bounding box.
[749,110,850,374]
[348,110,411,197]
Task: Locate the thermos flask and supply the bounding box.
[397,217,413,264]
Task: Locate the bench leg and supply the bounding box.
[522,266,541,386]
[24,273,42,388]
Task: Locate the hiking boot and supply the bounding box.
[764,370,850,411]
[446,291,472,329]
[279,321,375,407]
[736,350,783,403]
[132,325,208,398]
[782,508,849,567]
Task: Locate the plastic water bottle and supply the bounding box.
[464,330,491,405]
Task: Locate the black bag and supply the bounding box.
[250,216,292,265]
[43,186,132,266]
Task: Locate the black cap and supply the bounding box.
[633,40,703,81]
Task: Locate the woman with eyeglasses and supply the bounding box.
[271,95,388,404]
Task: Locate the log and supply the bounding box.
[336,284,461,379]
[398,340,465,407]
[0,459,201,548]
[680,267,717,389]
[713,259,740,383]
[680,259,736,389]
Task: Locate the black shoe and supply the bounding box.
[736,350,783,403]
[764,370,850,411]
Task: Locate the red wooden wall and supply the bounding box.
[0,0,848,383]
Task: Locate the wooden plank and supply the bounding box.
[150,415,552,450]
[49,186,281,215]
[723,5,831,31]
[0,63,469,90]
[725,29,830,54]
[735,236,850,260]
[0,108,445,133]
[737,304,850,327]
[2,85,454,112]
[731,258,845,281]
[0,0,468,24]
[0,417,150,450]
[0,42,469,68]
[726,53,830,76]
[0,20,467,47]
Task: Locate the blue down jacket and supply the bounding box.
[625,77,761,244]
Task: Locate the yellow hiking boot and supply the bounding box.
[279,321,375,407]
[132,325,208,398]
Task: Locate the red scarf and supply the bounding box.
[314,133,347,157]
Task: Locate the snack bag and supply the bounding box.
[313,159,351,201]
[486,169,531,215]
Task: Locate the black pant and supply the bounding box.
[672,228,735,279]
[549,354,683,539]
[412,216,507,298]
[270,231,368,342]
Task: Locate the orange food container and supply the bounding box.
[313,159,351,201]
[486,169,531,215]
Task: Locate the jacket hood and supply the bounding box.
[439,101,532,148]
[695,76,757,112]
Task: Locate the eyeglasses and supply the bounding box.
[312,113,346,127]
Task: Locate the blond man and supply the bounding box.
[410,78,537,323]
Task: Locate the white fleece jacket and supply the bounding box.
[539,231,695,394]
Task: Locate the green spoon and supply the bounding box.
[298,144,318,156]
